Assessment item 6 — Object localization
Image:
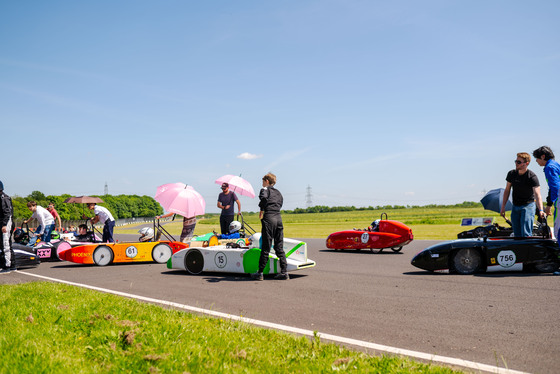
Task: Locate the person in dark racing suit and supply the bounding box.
[251,173,288,280]
[0,180,16,273]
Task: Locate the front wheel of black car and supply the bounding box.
[452,248,482,274]
[533,262,560,273]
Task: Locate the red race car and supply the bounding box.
[326,213,413,253]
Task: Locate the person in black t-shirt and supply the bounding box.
[500,152,545,237]
[217,183,241,235]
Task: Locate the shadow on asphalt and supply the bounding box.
[319,249,403,255]
[402,270,551,277]
[159,270,307,282]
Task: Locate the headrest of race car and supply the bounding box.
[248,233,262,249]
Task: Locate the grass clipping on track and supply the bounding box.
[0,282,461,373]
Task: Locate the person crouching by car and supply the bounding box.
[24,201,56,246]
[500,152,545,237]
[87,203,115,243]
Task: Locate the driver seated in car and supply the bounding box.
[138,227,154,242]
[70,224,96,242]
[217,220,242,239]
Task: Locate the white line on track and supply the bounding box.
[20,271,528,374]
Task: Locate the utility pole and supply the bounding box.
[306,185,313,208]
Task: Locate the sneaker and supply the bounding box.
[0,268,15,274]
[553,271,560,276]
[250,272,264,281]
[274,273,289,280]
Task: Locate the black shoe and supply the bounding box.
[250,272,264,281]
[274,273,289,280]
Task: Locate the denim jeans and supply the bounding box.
[26,223,55,246]
[511,202,535,237]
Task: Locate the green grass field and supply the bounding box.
[116,206,523,240]
[0,282,461,373]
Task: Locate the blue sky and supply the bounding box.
[1,1,558,213]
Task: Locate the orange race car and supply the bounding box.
[58,224,189,266]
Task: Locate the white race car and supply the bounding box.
[167,233,316,275]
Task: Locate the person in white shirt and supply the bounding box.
[87,203,115,243]
[23,201,55,245]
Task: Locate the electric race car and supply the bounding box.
[168,233,316,276]
[457,217,549,239]
[57,223,189,266]
[411,224,559,274]
[12,221,101,262]
[326,213,413,253]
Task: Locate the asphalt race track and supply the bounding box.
[2,237,559,374]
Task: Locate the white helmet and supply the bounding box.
[138,227,154,242]
[229,220,242,233]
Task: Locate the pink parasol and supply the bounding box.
[214,175,255,198]
[154,183,206,218]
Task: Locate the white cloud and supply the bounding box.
[237,152,262,160]
[405,191,415,196]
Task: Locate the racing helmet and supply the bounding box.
[138,227,154,242]
[13,228,29,244]
[51,231,60,240]
[229,220,242,233]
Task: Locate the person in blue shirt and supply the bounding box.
[533,146,560,240]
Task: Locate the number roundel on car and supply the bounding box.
[497,250,516,268]
[214,251,227,269]
[126,246,138,258]
[361,232,369,244]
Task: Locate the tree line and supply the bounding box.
[11,191,163,221]
[283,201,481,214]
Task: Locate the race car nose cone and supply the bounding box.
[411,250,433,271]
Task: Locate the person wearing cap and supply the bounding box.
[24,201,56,245]
[251,173,289,281]
[87,203,115,243]
[0,180,16,273]
[500,152,545,237]
[217,182,241,235]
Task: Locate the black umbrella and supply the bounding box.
[481,188,512,213]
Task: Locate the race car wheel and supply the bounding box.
[93,245,114,266]
[472,227,486,238]
[370,248,383,254]
[55,241,72,260]
[391,246,403,253]
[185,249,204,274]
[534,262,559,273]
[152,243,172,264]
[452,248,482,275]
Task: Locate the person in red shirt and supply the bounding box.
[47,202,62,233]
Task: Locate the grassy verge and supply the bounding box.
[0,282,460,373]
[114,206,530,240]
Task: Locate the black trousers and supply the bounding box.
[220,215,234,235]
[259,213,287,273]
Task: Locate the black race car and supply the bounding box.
[412,228,559,274]
[457,218,549,239]
[0,245,41,269]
